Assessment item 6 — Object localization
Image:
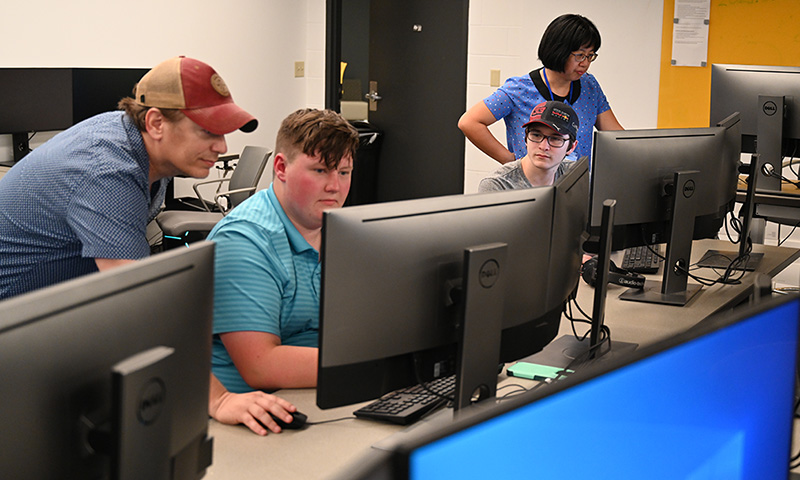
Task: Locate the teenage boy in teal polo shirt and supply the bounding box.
[209,108,359,393]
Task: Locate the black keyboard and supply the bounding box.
[621,244,662,274]
[353,375,456,425]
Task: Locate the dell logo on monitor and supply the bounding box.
[137,378,167,425]
[479,260,500,288]
[763,101,778,116]
[682,179,696,198]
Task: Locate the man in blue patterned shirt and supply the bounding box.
[0,56,257,299]
[209,108,359,393]
[0,56,299,436]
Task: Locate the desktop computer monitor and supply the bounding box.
[0,242,215,479]
[381,293,799,480]
[588,123,738,305]
[71,68,150,124]
[710,64,800,192]
[697,112,765,271]
[317,158,590,410]
[0,67,147,163]
[0,68,74,134]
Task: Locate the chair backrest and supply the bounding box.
[228,146,273,207]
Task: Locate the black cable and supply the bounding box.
[679,258,745,287]
[565,325,612,370]
[786,142,798,179]
[562,294,613,370]
[412,354,455,403]
[638,227,666,261]
[564,291,592,324]
[306,416,356,426]
[666,232,749,287]
[565,294,592,342]
[777,220,800,247]
[496,383,529,401]
[634,222,744,287]
[725,209,743,243]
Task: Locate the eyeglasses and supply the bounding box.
[571,51,598,63]
[526,131,568,148]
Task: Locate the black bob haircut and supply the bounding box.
[538,14,602,73]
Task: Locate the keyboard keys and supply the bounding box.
[354,375,456,425]
[621,245,662,274]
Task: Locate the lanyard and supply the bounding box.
[542,69,572,105]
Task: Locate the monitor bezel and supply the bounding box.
[391,293,800,477]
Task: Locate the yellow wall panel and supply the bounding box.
[658,0,800,128]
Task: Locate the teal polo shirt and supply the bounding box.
[208,185,321,393]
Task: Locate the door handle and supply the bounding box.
[366,81,381,111]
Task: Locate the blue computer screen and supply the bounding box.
[407,297,799,479]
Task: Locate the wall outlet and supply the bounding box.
[490,69,501,87]
[294,61,305,78]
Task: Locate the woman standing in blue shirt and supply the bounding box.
[459,13,623,164]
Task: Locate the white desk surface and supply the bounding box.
[205,239,800,480]
[206,388,403,479]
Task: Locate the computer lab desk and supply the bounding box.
[204,239,800,480]
[736,180,800,228]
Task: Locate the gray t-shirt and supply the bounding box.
[478,159,574,192]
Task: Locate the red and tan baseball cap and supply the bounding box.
[135,56,258,135]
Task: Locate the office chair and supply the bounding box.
[156,145,273,249]
[165,154,241,211]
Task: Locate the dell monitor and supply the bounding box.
[588,124,738,305]
[530,198,639,371]
[0,241,215,479]
[710,64,800,193]
[378,293,800,480]
[0,67,148,163]
[696,112,765,271]
[317,158,590,410]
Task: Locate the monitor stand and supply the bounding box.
[11,132,31,164]
[525,335,638,371]
[753,94,786,193]
[621,171,702,306]
[373,243,510,450]
[84,346,175,480]
[453,242,507,412]
[697,153,764,272]
[526,200,637,370]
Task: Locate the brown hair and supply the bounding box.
[118,95,183,132]
[275,108,359,169]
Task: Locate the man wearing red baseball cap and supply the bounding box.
[479,100,579,192]
[0,56,297,436]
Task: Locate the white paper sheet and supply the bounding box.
[671,0,711,67]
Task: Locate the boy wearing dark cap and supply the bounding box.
[479,100,579,192]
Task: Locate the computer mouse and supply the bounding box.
[269,411,307,430]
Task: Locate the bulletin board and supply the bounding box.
[657,0,800,128]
